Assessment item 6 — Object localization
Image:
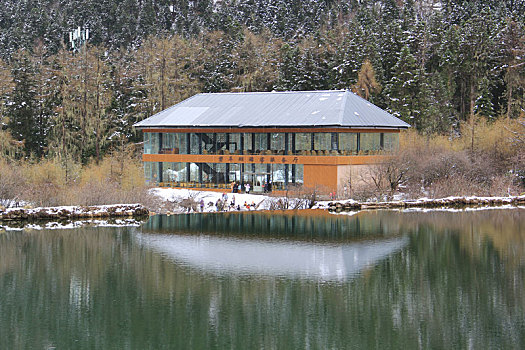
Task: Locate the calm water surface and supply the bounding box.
[1,209,524,349]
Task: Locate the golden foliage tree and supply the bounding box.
[0,58,19,159]
[354,59,381,100]
[234,29,281,91]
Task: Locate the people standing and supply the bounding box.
[245,183,251,194]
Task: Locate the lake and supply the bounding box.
[1,209,524,349]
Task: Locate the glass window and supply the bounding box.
[200,133,214,153]
[295,133,311,152]
[360,133,381,152]
[215,163,227,184]
[158,133,187,154]
[271,133,285,153]
[177,133,187,154]
[200,162,213,183]
[229,163,241,182]
[190,133,201,154]
[243,133,253,154]
[331,132,338,150]
[189,163,199,182]
[339,133,358,152]
[228,133,241,154]
[254,133,268,153]
[286,133,293,154]
[144,162,159,183]
[243,163,256,186]
[162,133,174,149]
[144,133,151,154]
[295,164,304,184]
[163,162,186,182]
[144,132,159,154]
[272,164,286,190]
[254,164,268,187]
[314,133,331,151]
[215,133,227,154]
[383,133,399,151]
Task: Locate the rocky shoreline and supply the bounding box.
[326,195,525,212]
[1,196,523,223]
[0,204,149,222]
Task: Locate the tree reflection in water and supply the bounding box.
[0,209,523,349]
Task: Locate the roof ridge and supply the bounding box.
[338,90,349,126]
[198,90,346,96]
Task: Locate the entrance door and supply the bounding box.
[254,173,266,193]
[242,171,268,193]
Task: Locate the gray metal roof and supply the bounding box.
[133,90,410,129]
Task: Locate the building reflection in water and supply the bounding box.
[138,210,407,281]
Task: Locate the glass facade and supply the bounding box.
[147,161,304,191]
[145,131,400,156]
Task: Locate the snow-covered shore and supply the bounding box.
[1,190,523,231]
[321,195,525,212]
[0,218,144,231]
[149,188,525,215]
[150,188,302,213]
[0,204,149,221]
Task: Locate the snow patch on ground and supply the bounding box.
[150,188,299,213]
[1,203,144,216]
[401,205,525,213]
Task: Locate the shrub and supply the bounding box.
[0,159,23,207]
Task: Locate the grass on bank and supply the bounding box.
[0,152,155,208]
[349,117,524,200]
[0,117,523,207]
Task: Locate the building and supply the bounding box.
[133,90,410,193]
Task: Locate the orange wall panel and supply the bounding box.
[303,165,338,191]
[143,154,388,165]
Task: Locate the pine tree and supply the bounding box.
[384,45,422,127]
[233,29,281,91]
[199,31,238,92]
[276,42,300,90]
[7,52,42,158]
[0,58,18,158]
[502,19,525,119]
[474,77,495,119]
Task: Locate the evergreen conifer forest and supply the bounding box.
[0,0,523,203]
